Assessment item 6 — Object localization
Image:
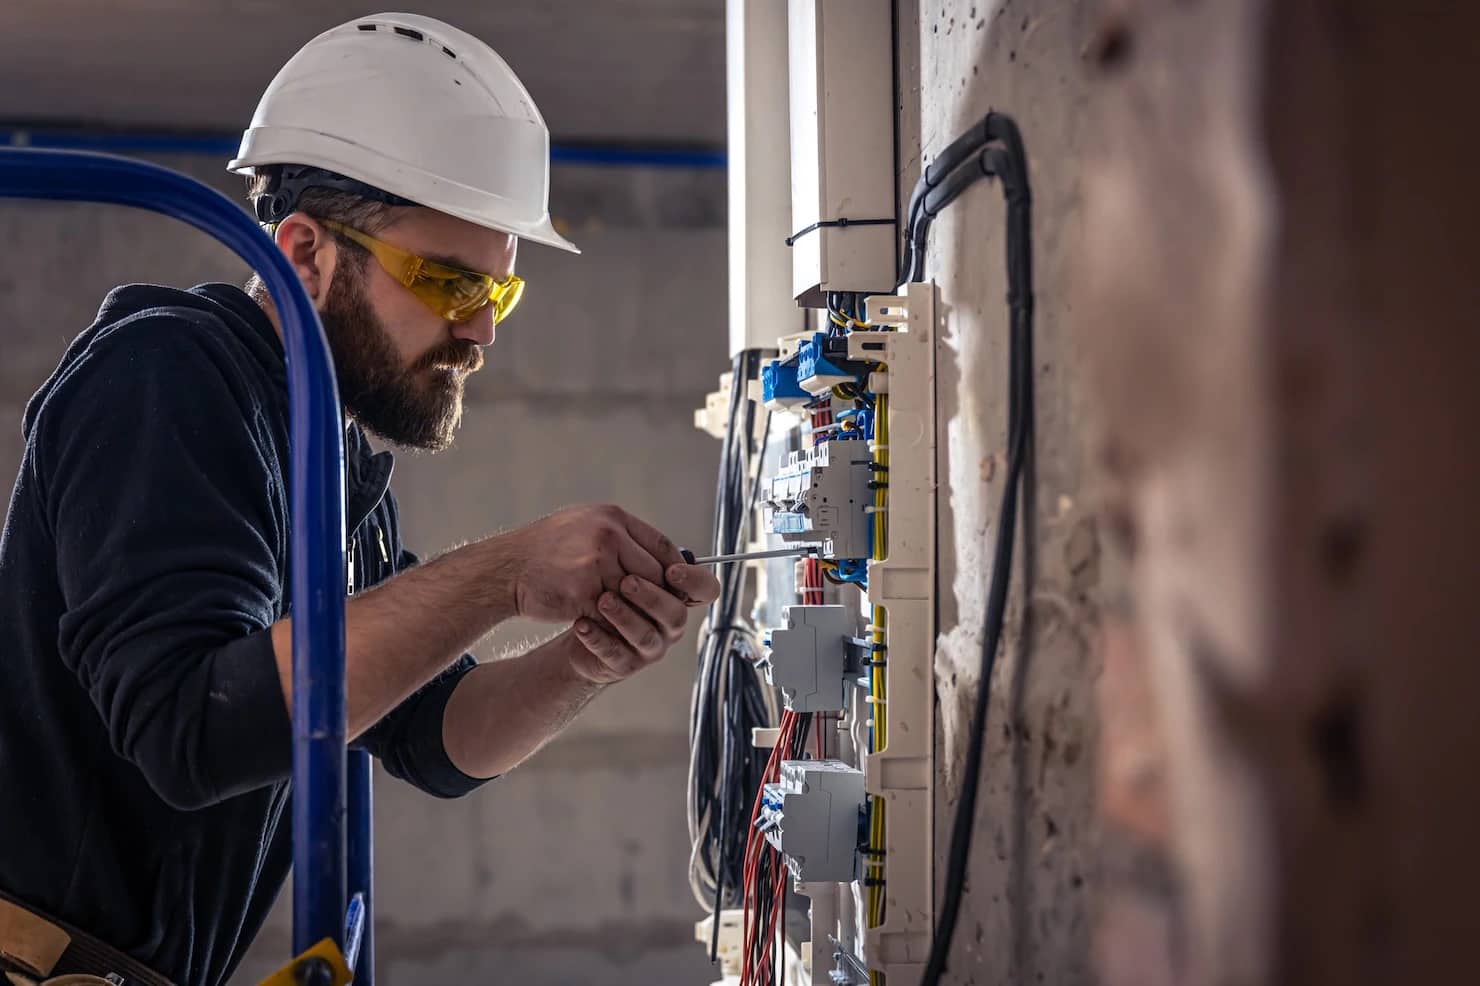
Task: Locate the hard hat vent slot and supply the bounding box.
[357,24,377,32]
[393,26,425,42]
[442,46,458,60]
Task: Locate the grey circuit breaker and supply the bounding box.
[758,759,865,884]
[762,604,856,712]
[764,438,873,560]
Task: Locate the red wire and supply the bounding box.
[742,711,796,986]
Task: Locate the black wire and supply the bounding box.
[900,112,1024,288]
[710,645,739,961]
[916,112,1033,986]
[693,351,777,944]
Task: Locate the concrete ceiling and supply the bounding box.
[0,0,726,145]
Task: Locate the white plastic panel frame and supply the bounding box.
[787,284,936,985]
[856,284,937,979]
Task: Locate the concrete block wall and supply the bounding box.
[0,154,728,985]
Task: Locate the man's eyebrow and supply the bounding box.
[422,251,483,274]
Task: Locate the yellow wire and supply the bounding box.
[865,390,889,985]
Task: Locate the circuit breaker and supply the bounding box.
[763,604,855,712]
[764,439,873,560]
[759,759,865,883]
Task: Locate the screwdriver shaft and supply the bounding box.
[683,546,816,566]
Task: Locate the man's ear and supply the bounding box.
[273,214,340,307]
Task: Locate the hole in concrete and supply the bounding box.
[1092,20,1135,71]
[1320,516,1366,586]
[1311,689,1366,812]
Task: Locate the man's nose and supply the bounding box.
[450,305,495,347]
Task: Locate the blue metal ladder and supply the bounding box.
[0,148,372,985]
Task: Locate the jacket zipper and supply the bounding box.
[346,531,358,597]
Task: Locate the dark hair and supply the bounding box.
[243,167,401,306]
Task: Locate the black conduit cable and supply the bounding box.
[910,113,1034,986]
[899,111,1024,287]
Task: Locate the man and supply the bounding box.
[0,13,718,986]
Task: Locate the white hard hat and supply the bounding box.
[229,11,578,254]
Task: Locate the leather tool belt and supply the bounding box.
[0,889,173,986]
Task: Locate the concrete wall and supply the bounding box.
[1082,2,1480,985]
[914,2,1106,983]
[916,2,1480,985]
[0,155,727,985]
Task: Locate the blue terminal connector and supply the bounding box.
[762,357,810,409]
[831,559,870,587]
[797,332,856,393]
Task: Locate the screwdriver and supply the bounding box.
[680,546,818,566]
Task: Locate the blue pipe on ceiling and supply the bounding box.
[0,128,727,170]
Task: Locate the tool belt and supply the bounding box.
[0,889,173,986]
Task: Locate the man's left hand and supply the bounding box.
[566,563,718,684]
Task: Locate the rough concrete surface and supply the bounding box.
[916,2,1104,983]
[1080,2,1480,986]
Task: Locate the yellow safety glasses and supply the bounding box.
[320,219,525,324]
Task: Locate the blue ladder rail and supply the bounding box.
[0,148,372,983]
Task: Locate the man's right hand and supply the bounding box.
[502,504,687,624]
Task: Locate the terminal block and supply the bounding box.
[758,759,865,884]
[764,439,872,559]
[762,604,855,712]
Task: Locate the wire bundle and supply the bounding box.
[689,351,780,931]
[740,709,814,986]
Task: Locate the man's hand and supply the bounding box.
[567,561,719,684]
[504,504,718,625]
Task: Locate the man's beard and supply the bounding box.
[320,264,483,451]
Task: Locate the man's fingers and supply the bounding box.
[621,513,686,571]
[619,576,688,642]
[597,591,666,662]
[573,620,642,679]
[665,563,721,606]
[614,531,665,587]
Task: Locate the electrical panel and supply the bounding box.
[697,3,933,984]
[762,604,855,712]
[693,284,937,986]
[760,759,865,883]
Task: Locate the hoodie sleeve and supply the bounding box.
[38,318,293,810]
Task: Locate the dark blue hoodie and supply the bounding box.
[0,283,484,985]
